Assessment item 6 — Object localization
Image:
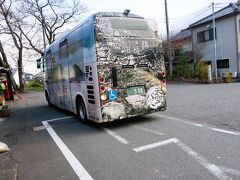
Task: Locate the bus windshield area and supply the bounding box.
[95,16,164,76]
[96,17,157,37]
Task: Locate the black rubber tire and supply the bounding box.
[45,92,52,107]
[77,99,87,122]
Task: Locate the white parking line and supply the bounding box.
[42,119,93,180]
[159,114,240,136]
[174,139,232,180]
[33,125,48,132]
[133,138,176,153]
[219,166,240,177]
[194,124,203,127]
[133,137,231,180]
[45,116,74,122]
[103,128,130,144]
[211,128,240,136]
[129,124,164,136]
[158,114,200,126]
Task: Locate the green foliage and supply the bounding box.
[25,80,43,90]
[226,72,233,83]
[173,51,193,79]
[195,60,209,80]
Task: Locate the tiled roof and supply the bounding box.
[171,29,191,41]
[190,3,240,28]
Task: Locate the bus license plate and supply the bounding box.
[127,86,145,96]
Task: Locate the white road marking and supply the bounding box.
[133,138,176,153]
[129,124,164,136]
[45,116,74,122]
[133,136,231,180]
[211,128,240,136]
[33,125,48,132]
[0,119,4,122]
[219,166,240,177]
[158,114,199,126]
[103,128,130,144]
[159,114,240,136]
[194,124,203,127]
[42,121,93,180]
[174,139,232,180]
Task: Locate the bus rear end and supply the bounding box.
[94,12,166,122]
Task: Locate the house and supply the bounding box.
[33,71,44,82]
[11,68,34,85]
[170,29,193,66]
[190,2,240,77]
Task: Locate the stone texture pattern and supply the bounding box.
[94,14,166,122]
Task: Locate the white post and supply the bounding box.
[208,64,212,82]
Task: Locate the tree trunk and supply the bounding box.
[18,49,24,92]
[0,41,18,90]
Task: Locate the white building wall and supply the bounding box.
[192,16,239,74]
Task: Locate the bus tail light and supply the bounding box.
[99,76,105,83]
[100,85,106,92]
[161,72,165,77]
[100,93,108,101]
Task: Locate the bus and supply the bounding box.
[40,11,167,123]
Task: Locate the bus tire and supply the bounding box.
[76,99,87,122]
[45,91,52,107]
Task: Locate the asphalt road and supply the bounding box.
[1,83,240,180]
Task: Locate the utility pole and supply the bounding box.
[164,0,172,77]
[212,2,217,78]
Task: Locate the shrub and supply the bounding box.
[226,72,233,83]
[173,51,194,79]
[26,80,43,88]
[195,60,209,80]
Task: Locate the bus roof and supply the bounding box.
[94,12,144,19]
[44,12,145,53]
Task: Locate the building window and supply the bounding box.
[197,28,216,43]
[217,59,229,69]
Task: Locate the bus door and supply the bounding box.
[59,39,73,111]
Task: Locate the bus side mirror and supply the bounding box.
[36,58,41,69]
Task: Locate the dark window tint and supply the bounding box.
[110,19,148,31]
[217,59,229,69]
[197,28,216,43]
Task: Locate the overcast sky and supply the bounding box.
[82,0,236,37]
[29,0,236,74]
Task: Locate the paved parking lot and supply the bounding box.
[163,83,240,131]
[1,83,240,180]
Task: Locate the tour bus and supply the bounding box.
[40,11,167,123]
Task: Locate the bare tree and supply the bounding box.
[0,0,25,91]
[0,40,18,90]
[18,0,87,54]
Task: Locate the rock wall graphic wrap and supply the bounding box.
[94,13,166,122]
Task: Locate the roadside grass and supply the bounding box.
[25,86,44,91]
[25,80,44,91]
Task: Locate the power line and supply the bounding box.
[169,5,211,20]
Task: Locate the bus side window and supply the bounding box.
[46,52,52,82]
[68,40,85,82]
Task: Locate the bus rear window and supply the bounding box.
[110,19,148,31]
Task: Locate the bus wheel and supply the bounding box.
[45,91,52,107]
[77,100,87,122]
